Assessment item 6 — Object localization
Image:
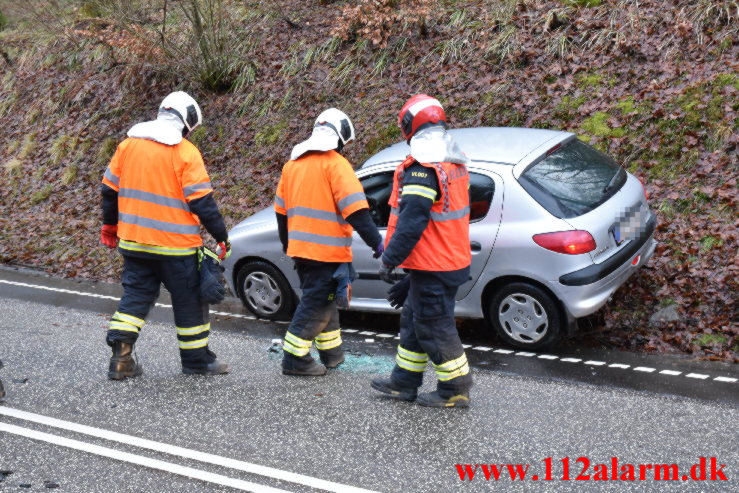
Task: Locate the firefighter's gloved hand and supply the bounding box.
[379,263,396,284]
[372,241,384,259]
[100,224,118,249]
[387,274,410,309]
[216,240,231,261]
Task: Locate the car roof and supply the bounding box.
[360,127,573,168]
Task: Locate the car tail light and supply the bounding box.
[632,255,641,265]
[533,230,596,255]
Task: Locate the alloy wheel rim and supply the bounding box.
[498,293,549,344]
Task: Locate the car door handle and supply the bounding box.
[470,241,482,252]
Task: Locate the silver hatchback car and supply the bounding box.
[223,127,657,349]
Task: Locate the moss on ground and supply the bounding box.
[580,111,625,138]
[254,121,288,148]
[31,183,53,204]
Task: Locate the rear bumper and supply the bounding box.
[559,212,657,286]
[550,233,657,319]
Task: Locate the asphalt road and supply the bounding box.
[0,267,737,492]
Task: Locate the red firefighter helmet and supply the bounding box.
[397,94,446,141]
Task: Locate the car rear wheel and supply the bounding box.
[487,282,561,350]
[236,260,295,321]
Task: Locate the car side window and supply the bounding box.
[469,172,495,222]
[360,171,395,228]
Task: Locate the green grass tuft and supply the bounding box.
[692,333,728,347]
[61,164,78,185]
[49,135,76,166]
[31,184,53,204]
[96,137,118,166]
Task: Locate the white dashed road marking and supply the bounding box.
[685,373,710,380]
[0,407,381,493]
[714,376,738,383]
[1,278,735,386]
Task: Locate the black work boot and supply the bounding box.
[182,360,229,376]
[370,378,418,401]
[108,342,143,380]
[416,391,470,408]
[282,353,327,376]
[319,350,345,369]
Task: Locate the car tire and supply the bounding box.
[236,260,295,321]
[486,282,561,350]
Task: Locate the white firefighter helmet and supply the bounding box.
[315,108,355,148]
[290,108,355,160]
[159,91,203,135]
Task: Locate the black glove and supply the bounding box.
[372,241,385,259]
[379,263,395,284]
[387,274,410,309]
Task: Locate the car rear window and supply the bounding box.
[519,139,626,218]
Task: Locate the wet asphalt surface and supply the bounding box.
[0,267,737,492]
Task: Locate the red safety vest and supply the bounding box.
[386,156,471,271]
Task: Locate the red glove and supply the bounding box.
[216,240,231,261]
[100,224,118,249]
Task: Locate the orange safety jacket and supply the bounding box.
[385,156,471,271]
[101,137,212,254]
[274,150,368,263]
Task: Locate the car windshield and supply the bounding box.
[519,139,626,218]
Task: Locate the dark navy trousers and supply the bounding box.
[390,270,473,397]
[106,254,216,370]
[281,260,343,370]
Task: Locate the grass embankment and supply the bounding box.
[0,0,736,360]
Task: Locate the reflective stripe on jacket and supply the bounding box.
[385,156,471,271]
[102,137,212,249]
[274,150,368,262]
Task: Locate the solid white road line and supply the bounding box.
[0,422,290,493]
[0,407,380,493]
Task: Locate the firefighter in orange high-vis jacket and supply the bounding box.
[100,91,230,379]
[275,108,383,376]
[371,94,473,407]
